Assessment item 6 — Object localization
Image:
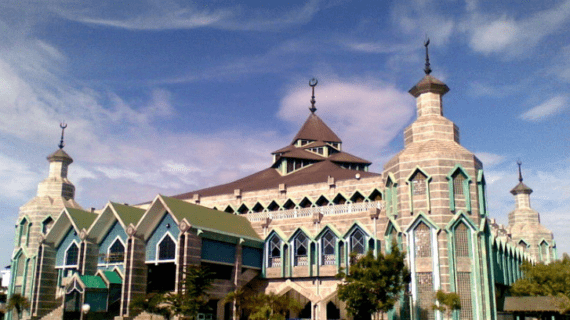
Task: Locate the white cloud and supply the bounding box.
[0,153,42,201]
[520,95,568,121]
[278,77,415,168]
[464,0,570,56]
[475,152,506,168]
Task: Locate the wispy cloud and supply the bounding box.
[52,0,325,32]
[462,0,570,57]
[475,152,506,168]
[520,95,568,121]
[278,76,415,170]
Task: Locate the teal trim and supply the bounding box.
[385,173,398,217]
[56,228,80,267]
[405,211,441,233]
[477,170,487,217]
[145,212,179,262]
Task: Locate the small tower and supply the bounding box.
[508,161,555,262]
[8,124,82,316]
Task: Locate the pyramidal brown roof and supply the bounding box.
[173,160,379,199]
[291,113,341,143]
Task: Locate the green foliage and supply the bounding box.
[337,243,411,319]
[432,290,461,320]
[224,290,302,320]
[7,293,30,320]
[161,266,215,320]
[511,255,570,313]
[129,293,170,320]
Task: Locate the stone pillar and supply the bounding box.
[31,243,59,318]
[121,234,147,317]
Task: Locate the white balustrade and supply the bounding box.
[246,201,384,222]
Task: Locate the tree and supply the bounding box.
[242,292,302,320]
[7,293,30,320]
[511,254,570,312]
[223,288,249,320]
[337,243,411,320]
[432,290,461,320]
[161,266,214,320]
[129,293,169,320]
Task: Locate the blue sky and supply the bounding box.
[0,0,569,266]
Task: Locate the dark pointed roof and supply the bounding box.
[510,182,533,195]
[409,74,450,97]
[47,148,73,163]
[291,113,341,143]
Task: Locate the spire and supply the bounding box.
[309,78,318,114]
[517,160,523,182]
[58,122,67,149]
[510,160,532,196]
[424,37,432,75]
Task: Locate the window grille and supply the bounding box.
[412,172,427,195]
[457,272,473,319]
[269,236,281,267]
[65,243,79,266]
[108,239,125,263]
[416,272,434,320]
[42,217,54,234]
[322,231,336,265]
[158,235,176,261]
[414,222,431,258]
[454,174,465,196]
[295,233,309,266]
[454,223,470,257]
[351,229,365,255]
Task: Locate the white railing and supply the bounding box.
[247,201,384,222]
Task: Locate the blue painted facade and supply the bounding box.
[201,239,236,265]
[98,220,127,270]
[145,213,179,262]
[55,228,80,267]
[242,246,262,268]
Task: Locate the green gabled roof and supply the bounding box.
[160,196,261,241]
[80,275,107,289]
[103,271,122,284]
[111,202,145,227]
[67,208,98,231]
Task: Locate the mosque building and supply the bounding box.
[8,45,556,320]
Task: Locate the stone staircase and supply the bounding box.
[131,311,166,320]
[39,305,63,320]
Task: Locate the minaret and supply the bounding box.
[9,124,82,305]
[36,124,75,200]
[507,161,554,262]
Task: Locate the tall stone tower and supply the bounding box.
[8,124,82,315]
[507,162,555,263]
[383,42,492,319]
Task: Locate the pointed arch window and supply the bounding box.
[411,171,427,195]
[18,218,29,247]
[454,223,470,257]
[65,242,79,267]
[268,235,282,267]
[108,239,125,263]
[294,233,309,266]
[316,195,330,207]
[414,222,431,258]
[447,166,472,212]
[453,174,465,196]
[42,217,54,234]
[158,234,176,261]
[321,231,336,265]
[299,197,313,208]
[350,229,365,255]
[333,194,346,205]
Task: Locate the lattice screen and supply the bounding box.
[457,272,473,319]
[412,171,427,195]
[416,272,434,320]
[454,223,470,257]
[415,222,431,258]
[453,174,465,195]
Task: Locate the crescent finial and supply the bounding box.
[58,122,67,149]
[309,78,318,113]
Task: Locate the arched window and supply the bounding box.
[65,242,79,266]
[294,233,309,266]
[18,218,29,246]
[269,236,281,267]
[108,239,125,263]
[158,234,176,261]
[414,222,431,258]
[453,173,465,196]
[350,229,365,256]
[321,231,336,265]
[411,171,427,195]
[42,217,54,234]
[454,223,469,257]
